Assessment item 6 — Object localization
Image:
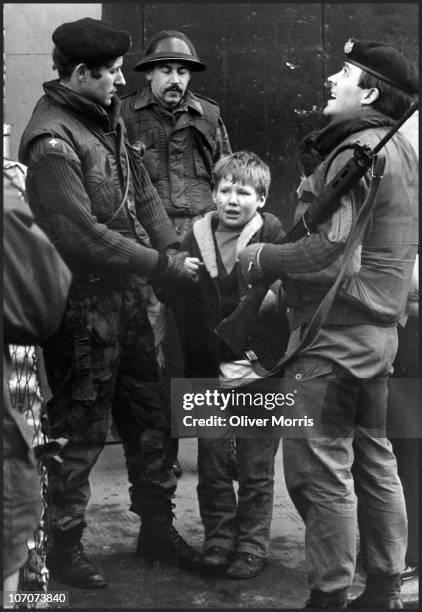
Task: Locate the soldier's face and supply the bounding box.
[82,57,126,107]
[324,62,367,119]
[146,62,191,108]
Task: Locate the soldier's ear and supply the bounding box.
[361,87,379,106]
[75,63,88,82]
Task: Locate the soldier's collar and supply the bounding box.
[185,91,203,114]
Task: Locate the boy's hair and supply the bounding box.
[358,70,415,120]
[52,46,116,80]
[212,151,271,199]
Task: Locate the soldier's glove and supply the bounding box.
[164,246,180,257]
[238,243,266,286]
[151,250,196,296]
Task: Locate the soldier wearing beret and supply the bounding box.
[238,39,418,608]
[120,31,232,424]
[19,17,203,589]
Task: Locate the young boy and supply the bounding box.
[173,151,289,579]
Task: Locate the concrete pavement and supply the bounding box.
[48,439,419,609]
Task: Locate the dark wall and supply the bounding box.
[103,2,419,228]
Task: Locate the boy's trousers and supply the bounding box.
[197,435,280,558]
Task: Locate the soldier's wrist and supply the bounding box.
[152,252,169,280]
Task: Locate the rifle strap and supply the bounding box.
[248,153,386,380]
[106,142,131,226]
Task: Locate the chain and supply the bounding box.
[8,345,49,607]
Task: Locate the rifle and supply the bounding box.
[215,101,418,359]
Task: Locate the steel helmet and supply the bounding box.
[134,30,206,72]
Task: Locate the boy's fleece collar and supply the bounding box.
[192,211,264,278]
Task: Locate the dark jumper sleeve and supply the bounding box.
[26,136,160,277]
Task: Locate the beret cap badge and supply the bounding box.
[344,39,355,54]
[342,37,418,95]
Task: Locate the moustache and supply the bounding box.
[165,86,183,94]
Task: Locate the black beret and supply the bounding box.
[344,38,418,96]
[52,17,131,63]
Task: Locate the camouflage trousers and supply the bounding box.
[42,276,177,535]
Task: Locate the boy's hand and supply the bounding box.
[238,243,265,285]
[152,250,197,287]
[184,257,203,282]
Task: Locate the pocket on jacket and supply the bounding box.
[192,126,213,180]
[84,146,116,216]
[137,124,159,149]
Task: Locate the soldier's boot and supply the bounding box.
[347,573,403,609]
[137,502,203,570]
[46,525,108,588]
[304,588,348,608]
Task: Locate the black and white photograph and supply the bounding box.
[3,2,420,609]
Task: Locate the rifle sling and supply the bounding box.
[106,142,131,226]
[247,153,387,381]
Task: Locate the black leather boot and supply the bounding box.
[137,503,203,570]
[46,525,108,588]
[348,573,403,608]
[304,588,348,608]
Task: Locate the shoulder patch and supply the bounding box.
[29,135,78,165]
[39,135,71,155]
[47,137,60,148]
